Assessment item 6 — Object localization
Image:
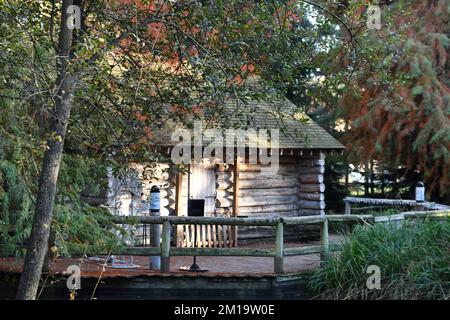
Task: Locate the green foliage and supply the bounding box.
[0,2,126,257]
[0,160,33,257]
[364,208,399,217]
[309,220,450,300]
[0,154,126,257]
[52,204,126,256]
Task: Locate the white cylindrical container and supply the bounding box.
[415,181,425,202]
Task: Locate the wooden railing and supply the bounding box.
[344,196,450,215]
[107,214,376,273]
[4,206,447,274]
[107,211,449,273]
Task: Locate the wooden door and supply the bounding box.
[189,163,216,215]
[177,162,237,248]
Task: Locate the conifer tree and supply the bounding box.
[341,1,450,199]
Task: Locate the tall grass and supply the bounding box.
[309,219,450,300]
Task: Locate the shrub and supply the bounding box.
[309,219,450,299]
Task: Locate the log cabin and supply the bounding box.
[82,96,344,246]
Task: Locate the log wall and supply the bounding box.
[236,157,300,219]
[230,152,326,242]
[108,151,327,245]
[297,152,326,216]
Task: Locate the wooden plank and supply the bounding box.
[403,211,450,219]
[207,224,212,248]
[241,187,298,197]
[299,174,324,184]
[232,225,238,247]
[228,225,234,247]
[194,224,199,247]
[283,216,325,225]
[298,183,325,193]
[298,200,326,210]
[233,156,240,216]
[201,224,206,248]
[320,219,329,263]
[238,203,298,214]
[191,225,196,247]
[113,215,301,226]
[325,214,374,222]
[283,244,341,256]
[217,225,223,247]
[298,166,325,174]
[344,200,351,215]
[239,172,293,180]
[185,225,190,247]
[212,224,218,248]
[222,225,227,247]
[344,197,416,206]
[274,222,284,273]
[241,210,299,218]
[374,213,405,222]
[175,173,184,247]
[170,247,275,257]
[185,224,194,248]
[298,209,324,216]
[218,195,297,208]
[86,246,276,257]
[161,221,171,272]
[197,225,202,247]
[239,163,298,173]
[239,177,298,189]
[298,192,324,201]
[217,187,298,199]
[241,195,298,207]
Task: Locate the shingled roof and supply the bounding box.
[222,99,344,149]
[152,93,344,150]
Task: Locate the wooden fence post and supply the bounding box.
[175,172,183,246]
[345,200,351,215]
[274,221,284,273]
[161,221,171,273]
[232,156,240,247]
[320,218,329,264]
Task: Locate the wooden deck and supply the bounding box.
[0,240,334,278]
[0,239,341,300]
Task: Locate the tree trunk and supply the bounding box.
[16,0,74,300]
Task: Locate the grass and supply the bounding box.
[365,208,401,217]
[309,219,450,300]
